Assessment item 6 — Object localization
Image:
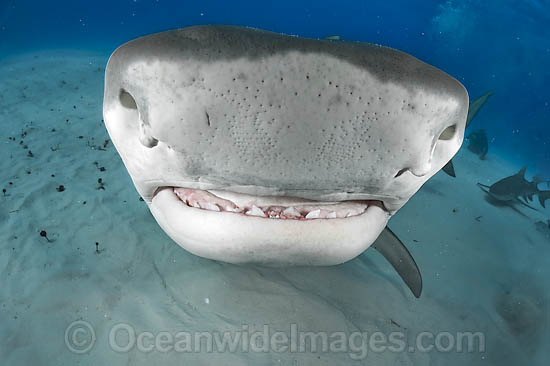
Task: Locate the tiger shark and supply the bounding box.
[103,25,468,297]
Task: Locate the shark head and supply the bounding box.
[103,26,468,266]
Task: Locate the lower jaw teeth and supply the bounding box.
[173,187,368,220]
[245,205,266,217]
[200,202,221,212]
[283,207,300,217]
[305,210,321,219]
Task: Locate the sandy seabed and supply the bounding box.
[1,51,549,365]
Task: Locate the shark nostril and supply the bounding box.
[139,120,158,148]
[394,167,430,178]
[119,89,137,109]
[438,124,457,141]
[139,132,158,148]
[394,168,409,178]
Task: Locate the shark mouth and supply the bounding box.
[168,187,386,219]
[149,186,391,265]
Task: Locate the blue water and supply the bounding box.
[1,0,549,175]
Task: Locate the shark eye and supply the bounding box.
[119,89,137,109]
[118,88,158,148]
[438,124,457,141]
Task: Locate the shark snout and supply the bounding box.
[107,80,465,208]
[104,25,468,215]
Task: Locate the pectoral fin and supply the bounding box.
[372,227,423,298]
[466,91,493,126]
[442,159,456,177]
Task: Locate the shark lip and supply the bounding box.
[149,186,391,265]
[152,186,388,220]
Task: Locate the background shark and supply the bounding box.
[478,166,550,209]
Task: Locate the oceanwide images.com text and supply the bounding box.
[65,321,486,360]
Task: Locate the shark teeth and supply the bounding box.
[282,207,301,217]
[173,187,370,220]
[305,209,321,219]
[225,205,243,213]
[245,205,267,217]
[200,202,221,212]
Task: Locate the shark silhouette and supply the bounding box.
[478,166,550,209]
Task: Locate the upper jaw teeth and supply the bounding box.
[173,187,374,220]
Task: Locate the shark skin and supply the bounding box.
[103,26,468,296]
